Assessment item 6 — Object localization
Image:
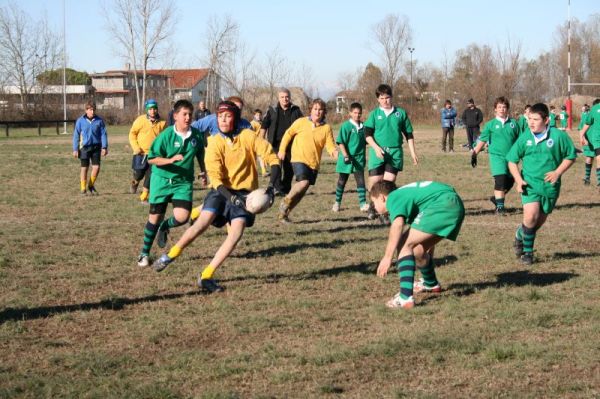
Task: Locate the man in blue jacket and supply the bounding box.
[72,100,108,195]
[441,100,457,152]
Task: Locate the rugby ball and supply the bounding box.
[245,188,272,214]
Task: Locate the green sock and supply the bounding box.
[162,216,184,231]
[496,197,505,210]
[141,221,159,255]
[522,225,536,254]
[398,255,416,300]
[596,168,600,184]
[515,225,523,241]
[584,163,591,180]
[357,186,367,206]
[335,184,344,203]
[418,256,438,287]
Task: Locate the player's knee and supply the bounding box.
[494,174,512,191]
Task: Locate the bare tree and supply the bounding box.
[0,3,61,116]
[293,63,317,99]
[204,14,239,109]
[496,38,523,99]
[261,46,291,104]
[104,0,175,114]
[370,13,412,90]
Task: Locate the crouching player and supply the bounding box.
[507,103,576,265]
[152,101,281,293]
[136,99,203,267]
[372,180,465,309]
[277,98,337,223]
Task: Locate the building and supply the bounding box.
[90,68,220,110]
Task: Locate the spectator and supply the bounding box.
[193,100,210,121]
[461,98,483,149]
[440,100,457,152]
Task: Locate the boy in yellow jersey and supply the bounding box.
[152,101,281,293]
[251,108,268,177]
[277,98,338,223]
[128,99,166,203]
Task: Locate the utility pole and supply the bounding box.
[62,0,67,134]
[408,47,415,108]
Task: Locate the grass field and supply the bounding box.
[0,125,599,398]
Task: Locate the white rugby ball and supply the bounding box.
[245,188,271,214]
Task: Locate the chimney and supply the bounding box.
[125,63,131,71]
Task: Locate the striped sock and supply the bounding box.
[335,184,344,203]
[357,186,367,206]
[418,256,438,287]
[496,197,505,210]
[522,225,536,254]
[596,168,600,185]
[584,163,591,181]
[163,216,185,230]
[515,224,523,241]
[397,255,416,300]
[141,221,159,255]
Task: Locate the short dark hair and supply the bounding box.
[370,180,397,199]
[529,103,549,120]
[444,100,452,106]
[349,102,362,112]
[376,84,393,98]
[593,99,600,106]
[85,100,96,110]
[494,96,510,109]
[524,104,531,110]
[173,99,194,114]
[309,98,327,117]
[253,109,262,114]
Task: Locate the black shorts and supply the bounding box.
[368,163,399,176]
[202,189,255,228]
[149,199,193,215]
[292,162,318,185]
[79,145,101,167]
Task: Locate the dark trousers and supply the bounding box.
[442,127,454,151]
[466,126,480,149]
[273,143,293,194]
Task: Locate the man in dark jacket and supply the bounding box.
[259,88,303,195]
[193,101,210,121]
[461,98,483,149]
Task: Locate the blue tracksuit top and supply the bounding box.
[72,115,108,151]
[441,107,457,128]
[192,114,252,136]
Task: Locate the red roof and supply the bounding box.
[95,89,129,94]
[146,69,210,89]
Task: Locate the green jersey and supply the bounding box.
[479,117,520,157]
[578,111,589,130]
[584,103,600,147]
[559,111,568,128]
[386,181,464,240]
[335,119,366,173]
[517,115,529,134]
[364,106,413,148]
[148,125,204,182]
[549,112,556,127]
[506,127,576,198]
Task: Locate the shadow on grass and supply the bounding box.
[446,270,578,297]
[464,207,519,216]
[434,255,458,267]
[230,237,373,258]
[0,290,203,324]
[554,201,600,210]
[551,251,600,260]
[220,261,376,284]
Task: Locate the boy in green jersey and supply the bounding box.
[517,104,531,134]
[364,84,419,221]
[549,105,557,128]
[471,97,521,215]
[136,99,204,267]
[332,102,369,212]
[558,105,569,131]
[507,103,576,265]
[371,180,465,309]
[579,99,600,187]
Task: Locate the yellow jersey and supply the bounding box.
[279,117,336,170]
[128,114,166,154]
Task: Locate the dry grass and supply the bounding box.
[0,126,599,398]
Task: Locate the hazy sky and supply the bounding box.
[10,0,596,98]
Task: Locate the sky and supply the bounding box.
[7,0,597,99]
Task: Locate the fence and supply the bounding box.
[1,120,76,137]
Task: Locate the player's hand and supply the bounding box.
[265,186,275,206]
[198,172,208,186]
[471,153,478,168]
[343,156,351,165]
[580,137,588,146]
[412,154,419,166]
[544,171,560,185]
[377,257,392,278]
[516,180,528,193]
[277,152,285,161]
[375,147,385,159]
[230,194,247,210]
[170,154,184,163]
[101,148,108,157]
[72,151,78,158]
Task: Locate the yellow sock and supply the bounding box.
[80,180,86,191]
[89,176,97,187]
[139,191,149,201]
[190,206,201,221]
[201,264,216,280]
[167,244,182,259]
